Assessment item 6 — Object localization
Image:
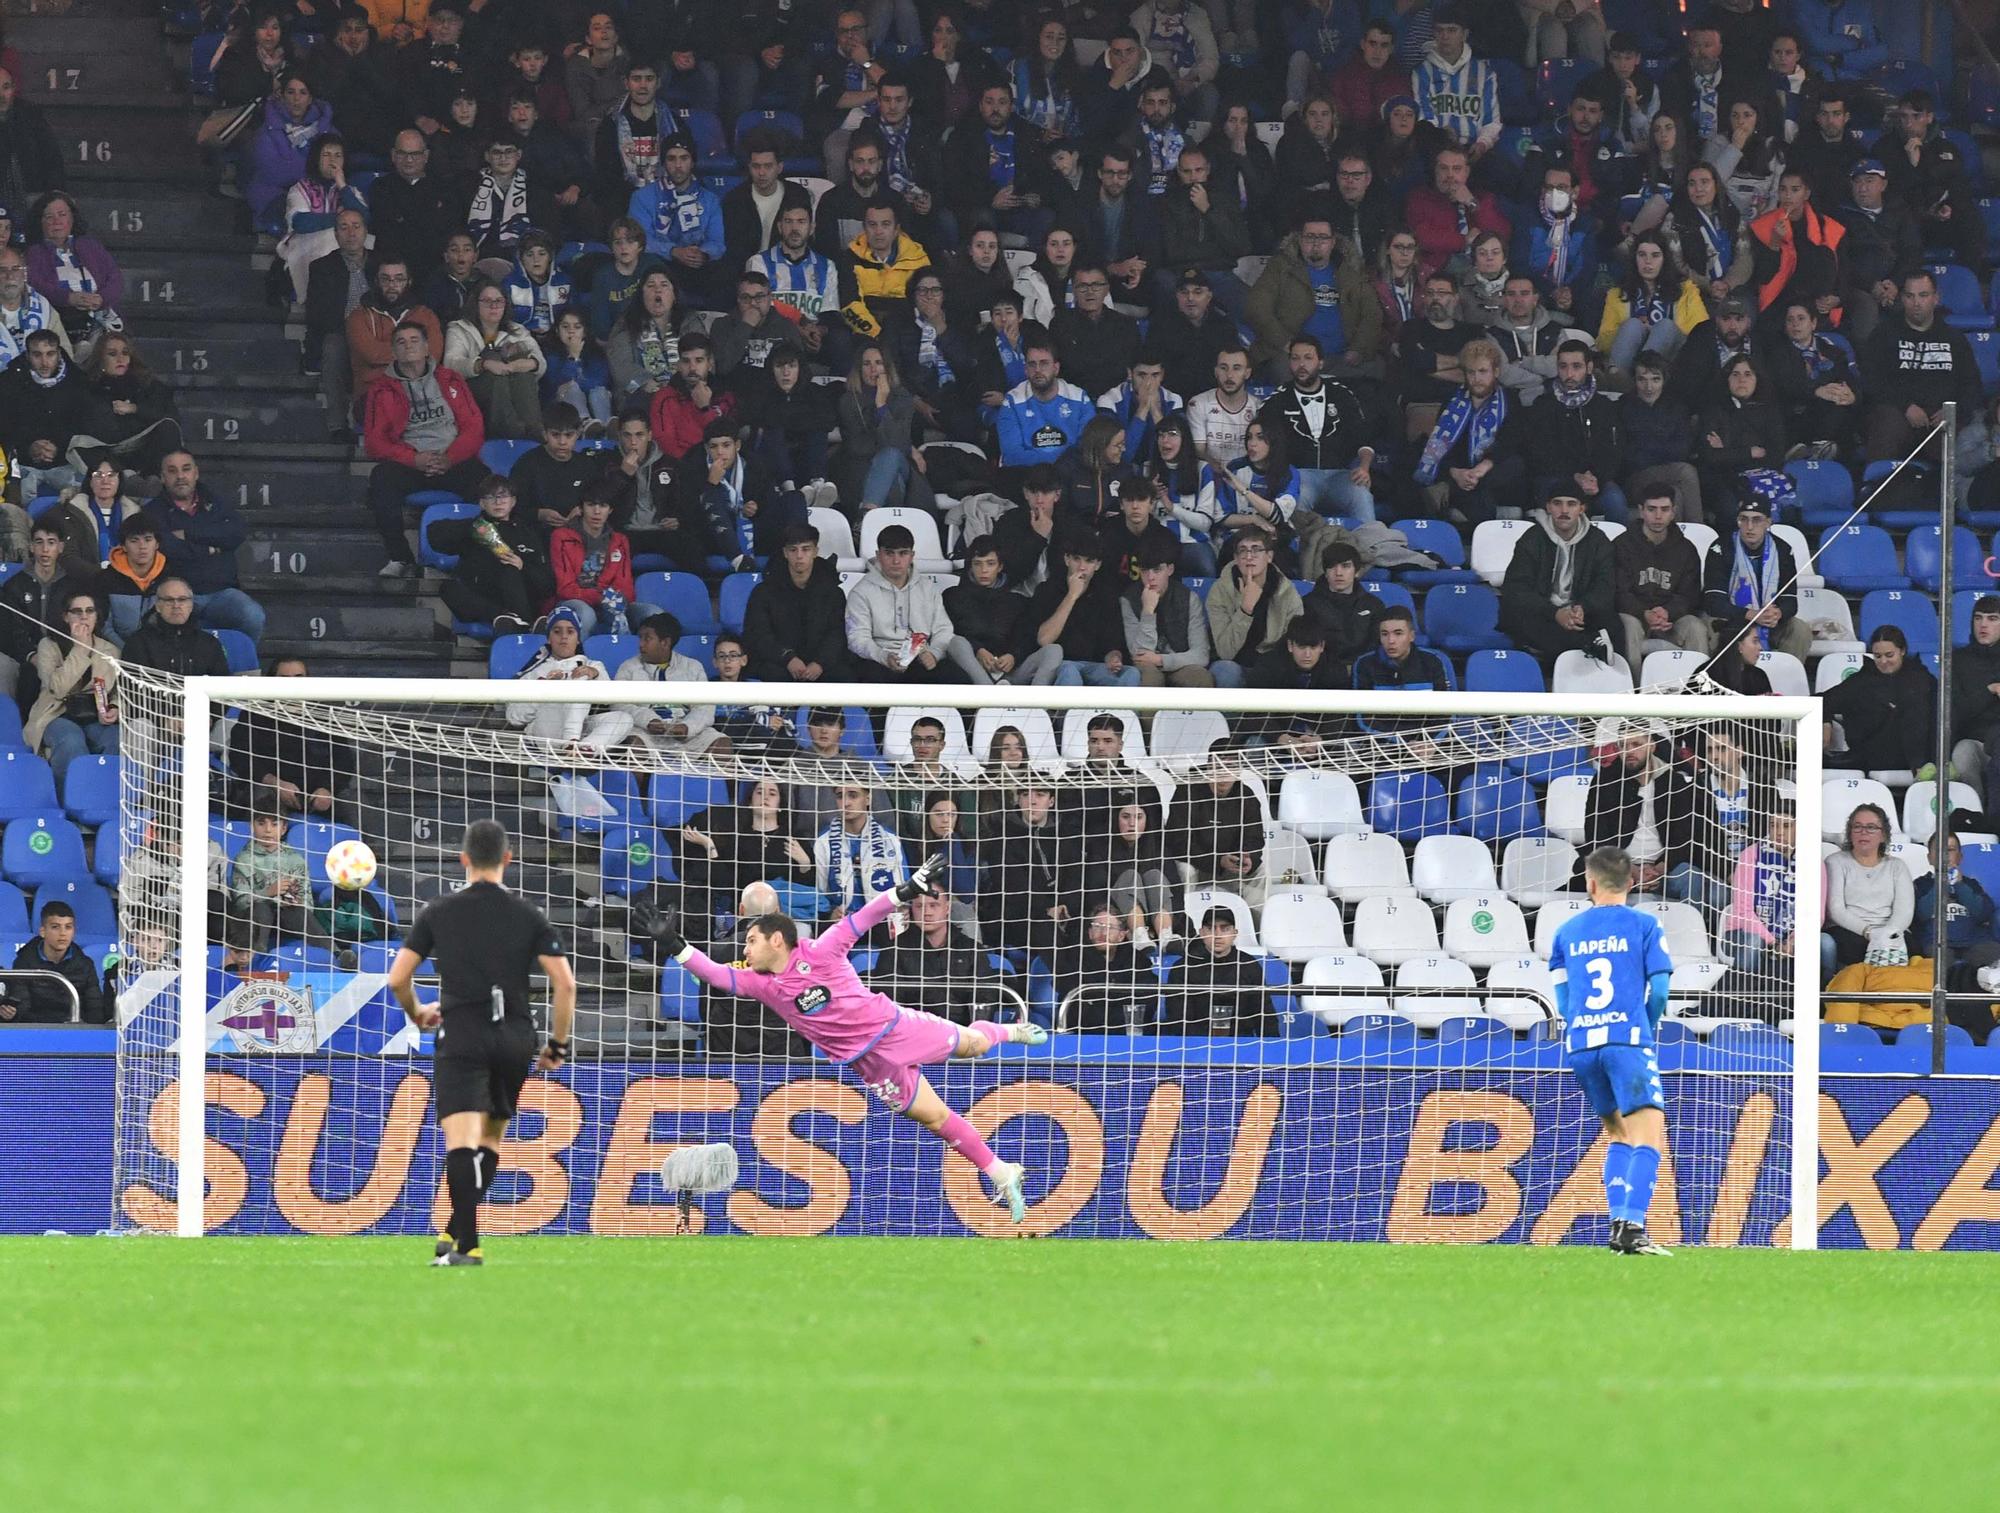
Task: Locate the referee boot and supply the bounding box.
[432,1248,484,1267]
[435,1231,454,1259]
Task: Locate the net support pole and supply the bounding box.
[1791,696,1825,1250]
[1934,401,1959,1076]
[173,679,213,1238]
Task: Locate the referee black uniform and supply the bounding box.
[406,881,567,1120]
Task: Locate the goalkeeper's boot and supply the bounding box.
[432,1248,483,1267]
[989,1162,1028,1225]
[1014,1022,1050,1048]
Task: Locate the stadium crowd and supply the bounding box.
[7,0,2000,1034]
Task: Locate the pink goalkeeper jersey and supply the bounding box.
[677,891,903,1063]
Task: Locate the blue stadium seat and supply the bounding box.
[209,817,253,860]
[660,972,704,1023]
[477,439,536,474]
[1897,1024,1974,1068]
[1182,575,1213,600]
[1785,459,1855,528]
[3,813,88,889]
[1454,764,1545,844]
[91,817,125,887]
[1962,838,2000,901]
[1858,589,1945,656]
[653,773,729,829]
[585,633,637,671]
[1365,771,1453,841]
[269,941,339,975]
[1535,56,1585,116]
[0,755,59,825]
[0,881,28,943]
[1393,518,1479,585]
[1422,582,1509,652]
[1905,525,1987,591]
[680,107,732,170]
[1710,1023,1789,1067]
[555,240,610,272]
[1464,648,1545,694]
[1969,330,2000,396]
[556,768,645,837]
[1861,458,1939,530]
[1943,128,1983,186]
[674,633,718,674]
[1816,525,1906,591]
[419,500,480,571]
[37,880,115,939]
[793,706,882,760]
[1928,264,1993,330]
[285,820,366,899]
[1871,61,1942,113]
[718,571,759,633]
[1362,577,1418,625]
[488,633,541,681]
[601,824,675,897]
[189,29,225,94]
[1491,58,1535,124]
[634,571,719,634]
[1979,197,2000,259]
[61,755,120,828]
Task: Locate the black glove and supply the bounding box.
[633,900,688,956]
[895,852,946,902]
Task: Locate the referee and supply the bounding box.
[389,818,577,1267]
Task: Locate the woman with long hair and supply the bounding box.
[1697,353,1787,503]
[1771,297,1861,455]
[608,268,683,403]
[1624,111,1688,242]
[1057,414,1131,524]
[1012,13,1082,141]
[1597,231,1707,382]
[1665,160,1751,308]
[1374,228,1422,357]
[834,342,932,516]
[542,309,614,430]
[564,10,633,145]
[909,6,997,130]
[213,6,296,108]
[1274,93,1345,210]
[1703,97,1784,220]
[274,131,367,301]
[444,280,547,438]
[1015,223,1079,322]
[676,776,816,921]
[244,69,333,235]
[1210,100,1281,248]
[80,331,181,471]
[1144,414,1211,575]
[25,587,120,785]
[1189,416,1299,554]
[1822,802,1913,978]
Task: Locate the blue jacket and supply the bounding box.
[1513,216,1597,296]
[1912,871,1997,955]
[628,177,725,261]
[995,380,1094,467]
[142,489,249,596]
[1284,0,1363,71]
[502,261,573,336]
[1796,0,1889,74]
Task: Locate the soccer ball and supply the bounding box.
[324,839,378,891]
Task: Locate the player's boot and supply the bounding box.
[1607,1219,1632,1253]
[431,1249,483,1267]
[1622,1229,1671,1257]
[989,1162,1028,1224]
[434,1231,454,1259]
[1014,1023,1050,1047]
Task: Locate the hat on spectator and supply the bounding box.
[1734,493,1772,518]
[117,514,159,543]
[1849,158,1888,180]
[429,0,466,15]
[1713,293,1751,318]
[1381,94,1418,120]
[1175,268,1211,289]
[659,131,695,159]
[1196,906,1235,931]
[1542,483,1584,507]
[547,605,584,632]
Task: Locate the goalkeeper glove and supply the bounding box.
[634,901,691,960]
[895,852,946,902]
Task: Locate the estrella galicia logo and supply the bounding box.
[795,984,832,1016]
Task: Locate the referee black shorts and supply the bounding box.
[432,1020,537,1120]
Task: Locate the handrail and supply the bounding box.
[0,968,86,1024]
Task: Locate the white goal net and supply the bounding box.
[108,672,1821,1246]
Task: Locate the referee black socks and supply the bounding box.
[477,1147,500,1194]
[445,1147,482,1256]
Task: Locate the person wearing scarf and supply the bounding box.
[1698,491,1813,660]
[1721,810,1801,977]
[1666,162,1750,309]
[1498,486,1619,668]
[1596,232,1708,383]
[1748,171,1846,319]
[1526,339,1629,523]
[1771,297,1861,452]
[1514,166,1594,318]
[628,133,726,305]
[463,137,541,261]
[1411,337,1521,525]
[25,193,123,352]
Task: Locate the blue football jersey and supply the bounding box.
[1550,904,1673,1053]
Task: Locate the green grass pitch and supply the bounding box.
[6,1236,1997,1512]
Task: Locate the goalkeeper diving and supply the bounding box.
[1548,846,1675,1257]
[640,854,1049,1222]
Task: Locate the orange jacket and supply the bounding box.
[1748,205,1845,319]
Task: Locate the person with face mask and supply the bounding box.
[1514,165,1596,320]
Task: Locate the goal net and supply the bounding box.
[108,671,1821,1246]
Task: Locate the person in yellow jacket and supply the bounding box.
[839,204,932,339]
[1596,232,1708,384]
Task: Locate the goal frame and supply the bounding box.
[165,677,1825,1246]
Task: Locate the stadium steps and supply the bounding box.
[137,328,314,379]
[205,457,370,514]
[174,389,336,447]
[40,103,207,180]
[242,531,417,582]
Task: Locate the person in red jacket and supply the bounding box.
[1404,143,1513,280]
[647,332,736,461]
[363,321,488,575]
[1329,22,1406,135]
[548,487,666,637]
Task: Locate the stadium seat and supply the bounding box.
[1770,523,1820,588]
[857,506,949,569]
[1365,771,1452,841]
[1422,582,1509,652]
[1181,887,1257,945]
[1059,708,1145,759]
[1275,769,1366,838]
[1970,330,2000,396]
[1261,825,1320,890]
[1500,837,1580,906]
[1470,519,1530,585]
[1757,651,1810,698]
[1452,764,1543,844]
[1362,579,1417,625]
[1820,1021,1891,1073]
[1634,899,1713,964]
[488,633,541,681]
[673,634,717,674]
[791,704,882,760]
[1532,896,1592,956]
[555,768,644,837]
[3,813,88,889]
[718,571,759,634]
[1552,649,1633,695]
[1393,519,1478,585]
[1929,263,1994,329]
[0,880,28,944]
[1797,585,1863,656]
[1815,650,1864,693]
[37,880,115,939]
[1259,890,1346,962]
[1464,648,1545,694]
[1412,834,1497,901]
[1300,953,1392,1026]
[1441,895,1532,967]
[969,707,1061,764]
[1544,774,1591,843]
[213,629,258,675]
[652,772,729,830]
[1905,526,1987,592]
[418,500,480,571]
[61,755,120,829]
[1150,709,1231,757]
[1889,836,1936,881]
[1349,894,1441,965]
[1903,779,1984,844]
[478,439,537,475]
[1640,648,1706,689]
[0,698,23,751]
[883,707,972,763]
[1536,55,1585,114]
[1857,589,1943,656]
[1393,955,1483,1029]
[1485,955,1559,1030]
[635,571,721,635]
[586,632,637,670]
[1817,525,1904,592]
[1323,832,1414,902]
[1785,459,1855,528]
[600,824,674,898]
[809,506,857,563]
[1822,776,1903,842]
[286,820,367,898]
[1680,522,1718,561]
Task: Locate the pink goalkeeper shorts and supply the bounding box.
[848,1009,962,1112]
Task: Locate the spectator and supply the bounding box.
[0,243,71,367]
[1050,262,1143,402]
[1950,596,2000,806]
[54,455,143,582]
[651,332,737,461]
[1620,351,1701,523]
[844,523,963,684]
[567,11,633,146]
[996,333,1094,471]
[591,59,671,211]
[889,271,976,439]
[1055,903,1161,1030]
[24,586,119,784]
[369,130,459,279]
[941,81,1051,248]
[981,779,1075,956]
[610,268,687,405]
[1455,230,1511,328]
[444,279,546,439]
[752,205,848,372]
[1163,905,1279,1034]
[274,133,368,304]
[1797,0,1888,77]
[1248,216,1378,385]
[1298,541,1382,678]
[1103,480,1180,582]
[362,321,487,574]
[1575,724,1721,914]
[1719,808,1801,984]
[1271,95,1346,221]
[1175,760,1271,904]
[139,450,262,640]
[226,655,357,815]
[244,72,332,230]
[342,255,440,440]
[614,609,730,756]
[1070,146,1158,309]
[417,230,482,327]
[597,408,697,567]
[743,522,851,682]
[494,94,592,246]
[1788,88,1866,212]
[1514,164,1596,320]
[1831,157,1920,351]
[1770,298,1862,455]
[94,513,169,644]
[673,776,815,923]
[1526,339,1628,523]
[1328,149,1393,269]
[1524,0,1607,65]
[504,606,632,752]
[1873,89,1984,276]
[462,137,553,264]
[1329,19,1404,129]
[1411,336,1523,525]
[24,191,122,357]
[501,230,571,338]
[834,341,931,516]
[629,133,727,306]
[741,347,837,492]
[1488,270,1586,406]
[689,418,808,573]
[1658,22,1744,146]
[1623,110,1688,238]
[1076,27,1150,141]
[1614,486,1712,670]
[1597,232,1706,384]
[1352,602,1457,713]
[1208,525,1302,688]
[944,533,1065,685]
[815,779,908,921]
[1082,793,1178,944]
[1411,11,1501,165]
[711,271,798,385]
[1746,170,1844,324]
[1701,491,1811,660]
[995,464,1063,590]
[1188,415,1299,557]
[437,473,552,634]
[1824,626,1937,775]
[869,886,996,1020]
[0,902,107,1025]
[0,328,91,499]
[1662,163,1754,323]
[1097,353,1183,468]
[1186,341,1260,472]
[511,404,597,533]
[1026,528,1136,687]
[1056,416,1133,526]
[587,218,668,342]
[119,576,229,677]
[1703,96,1784,222]
[1153,146,1252,318]
[0,516,70,699]
[1150,270,1242,400]
[1121,542,1215,688]
[838,201,931,340]
[229,797,314,950]
[1500,487,1619,667]
[1822,802,1913,976]
[1912,832,2000,968]
[1399,272,1486,435]
[543,310,615,431]
[1695,353,1786,507]
[1251,614,1346,717]
[551,488,660,637]
[1862,269,1987,478]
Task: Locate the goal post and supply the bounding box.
[117,672,1822,1248]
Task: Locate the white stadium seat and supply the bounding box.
[1544,775,1591,844]
[1532,897,1592,957]
[1440,895,1532,967]
[1814,651,1863,693]
[1904,780,1983,845]
[1471,519,1531,586]
[1150,709,1231,758]
[969,706,1062,765]
[1350,894,1440,964]
[1680,523,1718,561]
[1301,953,1392,1025]
[1640,648,1705,689]
[1261,825,1322,890]
[1183,888,1258,946]
[882,707,971,763]
[1772,524,1819,587]
[1554,649,1635,696]
[1821,776,1901,842]
[1394,955,1483,1029]
[809,505,855,563]
[1500,837,1579,906]
[1411,834,1497,902]
[1260,890,1347,962]
[1798,585,1862,656]
[857,506,950,569]
[1324,832,1414,902]
[1484,955,1559,1030]
[1757,650,1810,699]
[1276,769,1367,838]
[1635,899,1714,964]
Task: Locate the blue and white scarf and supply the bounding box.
[1141,122,1184,195]
[1752,844,1794,936]
[1693,206,1732,282]
[714,457,752,555]
[984,128,1016,187]
[1727,534,1782,649]
[51,244,95,298]
[916,315,955,385]
[1414,385,1508,485]
[1553,373,1596,409]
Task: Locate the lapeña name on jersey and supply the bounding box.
[1565,935,1631,956]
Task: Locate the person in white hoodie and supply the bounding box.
[842,523,968,684]
[504,606,634,750]
[613,610,728,755]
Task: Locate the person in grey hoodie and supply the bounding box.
[842,523,967,683]
[1120,543,1216,688]
[1499,486,1619,670]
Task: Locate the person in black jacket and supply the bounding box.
[1023,527,1135,687]
[943,534,1066,684]
[0,901,108,1025]
[119,579,231,678]
[994,467,1062,592]
[1050,265,1143,401]
[370,129,464,278]
[1831,157,1922,349]
[1666,295,1769,411]
[0,332,96,499]
[889,271,981,441]
[981,780,1078,956]
[436,472,554,633]
[940,81,1053,250]
[1262,334,1378,522]
[867,887,999,1023]
[1161,907,1282,1035]
[1148,275,1244,400]
[1055,902,1160,1032]
[301,208,374,408]
[1824,625,1939,775]
[1861,268,1989,469]
[1696,353,1787,509]
[1580,722,1726,911]
[1526,341,1629,524]
[722,132,813,275]
[741,523,851,681]
[738,348,838,488]
[1953,596,2000,806]
[0,516,73,702]
[0,65,66,206]
[304,11,401,158]
[227,655,357,815]
[684,419,808,574]
[1700,491,1811,660]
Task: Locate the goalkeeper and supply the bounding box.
[1548,846,1676,1257]
[640,855,1048,1222]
